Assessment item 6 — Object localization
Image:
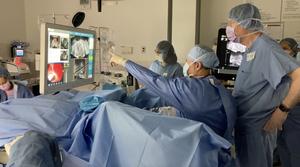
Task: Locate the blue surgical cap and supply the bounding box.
[0,66,10,78]
[187,46,219,68]
[229,3,263,31]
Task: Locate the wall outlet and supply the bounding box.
[141,46,146,54]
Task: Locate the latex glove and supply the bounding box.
[109,51,127,67]
[4,135,24,156]
[263,108,288,133]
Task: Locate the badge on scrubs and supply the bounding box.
[163,73,168,77]
[246,52,256,61]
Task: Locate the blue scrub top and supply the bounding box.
[233,34,300,133]
[0,82,33,102]
[125,60,236,138]
[149,60,183,78]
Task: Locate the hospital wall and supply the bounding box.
[0,0,26,61]
[1,0,296,71]
[200,0,300,47]
[23,0,168,67]
[172,0,197,63]
[200,0,244,47]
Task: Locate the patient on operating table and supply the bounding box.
[0,87,235,167]
[0,66,33,102]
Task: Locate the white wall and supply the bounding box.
[172,0,197,63]
[200,0,244,47]
[24,0,168,66]
[0,0,26,60]
[200,0,300,47]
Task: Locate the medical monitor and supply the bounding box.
[15,48,24,57]
[216,28,241,69]
[11,45,25,57]
[40,23,96,94]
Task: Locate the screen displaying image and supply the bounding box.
[16,49,24,56]
[70,36,89,59]
[60,50,68,61]
[40,23,95,94]
[73,59,87,79]
[47,63,64,86]
[229,53,243,67]
[61,38,69,49]
[50,35,61,49]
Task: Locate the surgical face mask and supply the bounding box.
[227,41,247,53]
[156,54,163,62]
[0,81,11,91]
[157,54,167,67]
[183,57,203,77]
[226,26,237,42]
[183,63,189,77]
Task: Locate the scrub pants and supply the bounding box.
[235,130,277,167]
[6,131,62,167]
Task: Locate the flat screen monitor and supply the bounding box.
[216,28,241,69]
[15,49,24,57]
[40,23,96,94]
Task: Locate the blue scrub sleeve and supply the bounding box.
[125,60,189,109]
[17,84,34,98]
[174,65,183,77]
[0,90,7,102]
[263,50,300,89]
[149,61,155,72]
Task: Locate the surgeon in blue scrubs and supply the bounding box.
[226,3,300,167]
[110,45,236,141]
[0,67,33,102]
[149,40,183,78]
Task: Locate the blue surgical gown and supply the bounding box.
[149,60,183,78]
[123,87,168,109]
[232,34,300,167]
[125,60,236,140]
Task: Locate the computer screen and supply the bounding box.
[40,23,96,94]
[216,28,241,69]
[15,49,24,57]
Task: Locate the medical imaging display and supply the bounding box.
[46,27,94,88]
[70,36,89,58]
[50,35,61,48]
[48,63,64,84]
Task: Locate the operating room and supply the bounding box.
[0,0,300,167]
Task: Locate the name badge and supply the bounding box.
[246,52,256,61]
